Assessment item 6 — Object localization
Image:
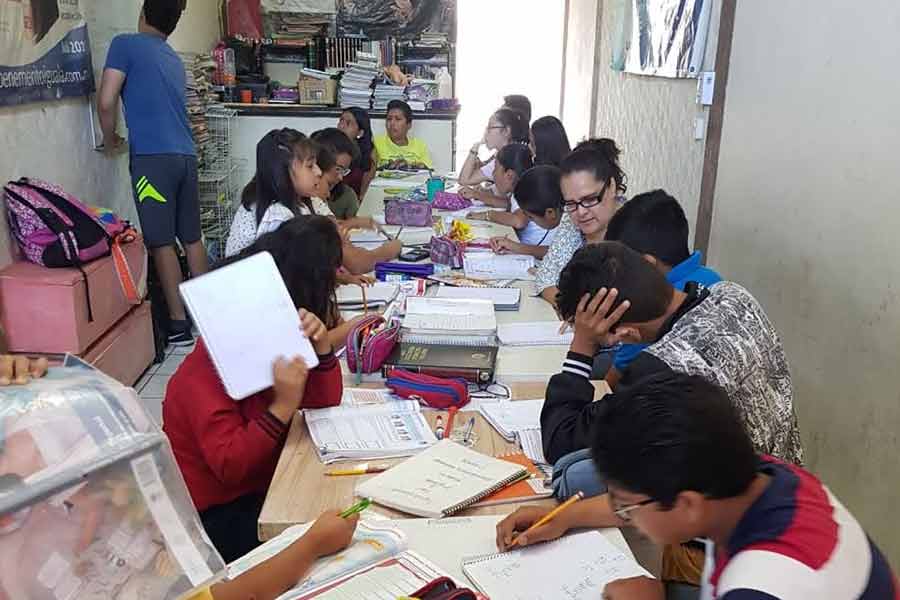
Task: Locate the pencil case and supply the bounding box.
[346,314,400,384]
[406,576,484,600]
[430,235,464,268]
[431,191,472,211]
[385,368,470,410]
[374,261,435,280]
[385,198,433,227]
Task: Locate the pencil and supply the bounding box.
[339,498,371,518]
[509,491,584,548]
[360,283,368,314]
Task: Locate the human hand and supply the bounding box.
[459,186,479,201]
[102,133,125,153]
[0,355,49,386]
[271,356,309,418]
[570,288,631,356]
[602,577,664,600]
[490,237,522,255]
[495,506,572,551]
[468,211,490,222]
[337,271,374,287]
[384,238,403,258]
[305,510,359,557]
[300,308,332,356]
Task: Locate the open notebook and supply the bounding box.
[356,439,528,518]
[464,252,536,281]
[462,531,652,600]
[178,252,319,400]
[336,282,400,310]
[402,296,497,346]
[433,285,521,311]
[478,399,544,442]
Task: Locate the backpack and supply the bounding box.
[4,178,142,321]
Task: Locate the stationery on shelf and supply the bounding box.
[355,439,529,518]
[478,399,544,442]
[464,252,536,281]
[497,321,576,346]
[336,282,400,310]
[401,297,498,346]
[179,251,318,400]
[382,342,498,384]
[305,401,437,464]
[469,452,553,507]
[462,531,653,600]
[433,285,522,311]
[226,521,448,599]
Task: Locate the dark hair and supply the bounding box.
[142,0,185,36]
[224,216,343,327]
[606,190,691,267]
[591,372,759,508]
[515,165,563,214]
[556,241,673,323]
[492,108,529,145]
[503,94,532,122]
[561,138,627,194]
[242,129,319,225]
[341,107,373,169]
[531,116,571,167]
[312,128,360,164]
[387,100,413,123]
[496,144,534,179]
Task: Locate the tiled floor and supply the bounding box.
[135,340,194,426]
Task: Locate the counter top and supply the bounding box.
[225,103,459,120]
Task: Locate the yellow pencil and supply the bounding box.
[510,491,584,548]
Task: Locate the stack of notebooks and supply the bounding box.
[339,52,378,108]
[179,53,214,166]
[336,282,400,311]
[372,80,406,110]
[401,297,497,346]
[478,399,544,442]
[356,440,533,517]
[433,285,521,311]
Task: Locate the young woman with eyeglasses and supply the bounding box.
[534,138,627,306]
[458,107,530,189]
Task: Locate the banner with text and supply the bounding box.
[0,0,95,106]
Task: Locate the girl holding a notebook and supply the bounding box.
[163,217,345,563]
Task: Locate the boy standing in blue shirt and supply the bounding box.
[604,189,721,387]
[98,0,207,346]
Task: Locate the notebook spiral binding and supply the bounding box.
[441,468,529,516]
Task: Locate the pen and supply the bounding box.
[444,406,459,440]
[510,491,584,548]
[434,415,444,439]
[326,463,390,476]
[339,498,371,518]
[462,416,476,444]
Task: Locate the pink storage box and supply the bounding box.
[83,301,154,386]
[0,237,147,354]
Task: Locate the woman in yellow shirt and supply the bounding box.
[373,100,433,170]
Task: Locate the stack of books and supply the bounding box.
[372,79,406,110]
[406,79,438,111]
[180,53,214,167]
[264,12,333,46]
[339,52,378,108]
[400,297,497,346]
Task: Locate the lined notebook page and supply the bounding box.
[498,321,574,346]
[462,531,652,600]
[355,439,527,518]
[179,252,318,400]
[434,286,521,308]
[464,253,536,281]
[403,297,497,333]
[479,400,544,440]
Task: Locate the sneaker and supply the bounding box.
[167,320,194,347]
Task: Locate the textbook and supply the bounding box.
[356,440,529,518]
[381,342,498,384]
[179,252,319,400]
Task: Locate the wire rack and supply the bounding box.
[198,106,245,263]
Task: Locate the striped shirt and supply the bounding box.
[705,457,898,599]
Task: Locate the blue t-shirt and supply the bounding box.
[104,33,195,156]
[612,251,722,372]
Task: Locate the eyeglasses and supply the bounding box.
[485,125,505,131]
[612,497,656,521]
[336,166,351,177]
[563,181,610,213]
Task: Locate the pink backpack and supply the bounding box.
[3,178,140,320]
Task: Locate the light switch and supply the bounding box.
[694,116,706,140]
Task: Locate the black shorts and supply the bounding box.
[129,154,201,248]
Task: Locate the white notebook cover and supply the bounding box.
[179,251,319,400]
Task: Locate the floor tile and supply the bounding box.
[140,373,171,398]
[169,341,196,356]
[135,368,156,393]
[155,354,187,376]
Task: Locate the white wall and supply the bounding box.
[560,0,600,142]
[710,0,900,563]
[0,0,220,269]
[591,0,721,237]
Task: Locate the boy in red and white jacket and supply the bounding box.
[163,309,341,562]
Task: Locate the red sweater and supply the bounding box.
[162,339,342,512]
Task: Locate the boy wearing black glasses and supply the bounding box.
[499,373,897,600]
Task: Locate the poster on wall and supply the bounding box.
[614,0,712,78]
[337,0,455,40]
[0,0,95,107]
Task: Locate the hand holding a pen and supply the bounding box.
[306,510,359,557]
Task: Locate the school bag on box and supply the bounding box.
[3,177,143,320]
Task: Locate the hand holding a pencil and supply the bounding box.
[305,510,359,557]
[495,499,579,551]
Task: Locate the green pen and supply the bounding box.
[339,498,371,518]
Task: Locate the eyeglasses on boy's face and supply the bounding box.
[612,497,657,521]
[563,180,610,213]
[336,166,351,177]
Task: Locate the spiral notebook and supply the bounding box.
[178,251,319,400]
[462,531,652,600]
[355,439,528,518]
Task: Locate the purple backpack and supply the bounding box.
[4,178,129,320]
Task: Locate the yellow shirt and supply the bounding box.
[185,587,215,600]
[373,134,433,169]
